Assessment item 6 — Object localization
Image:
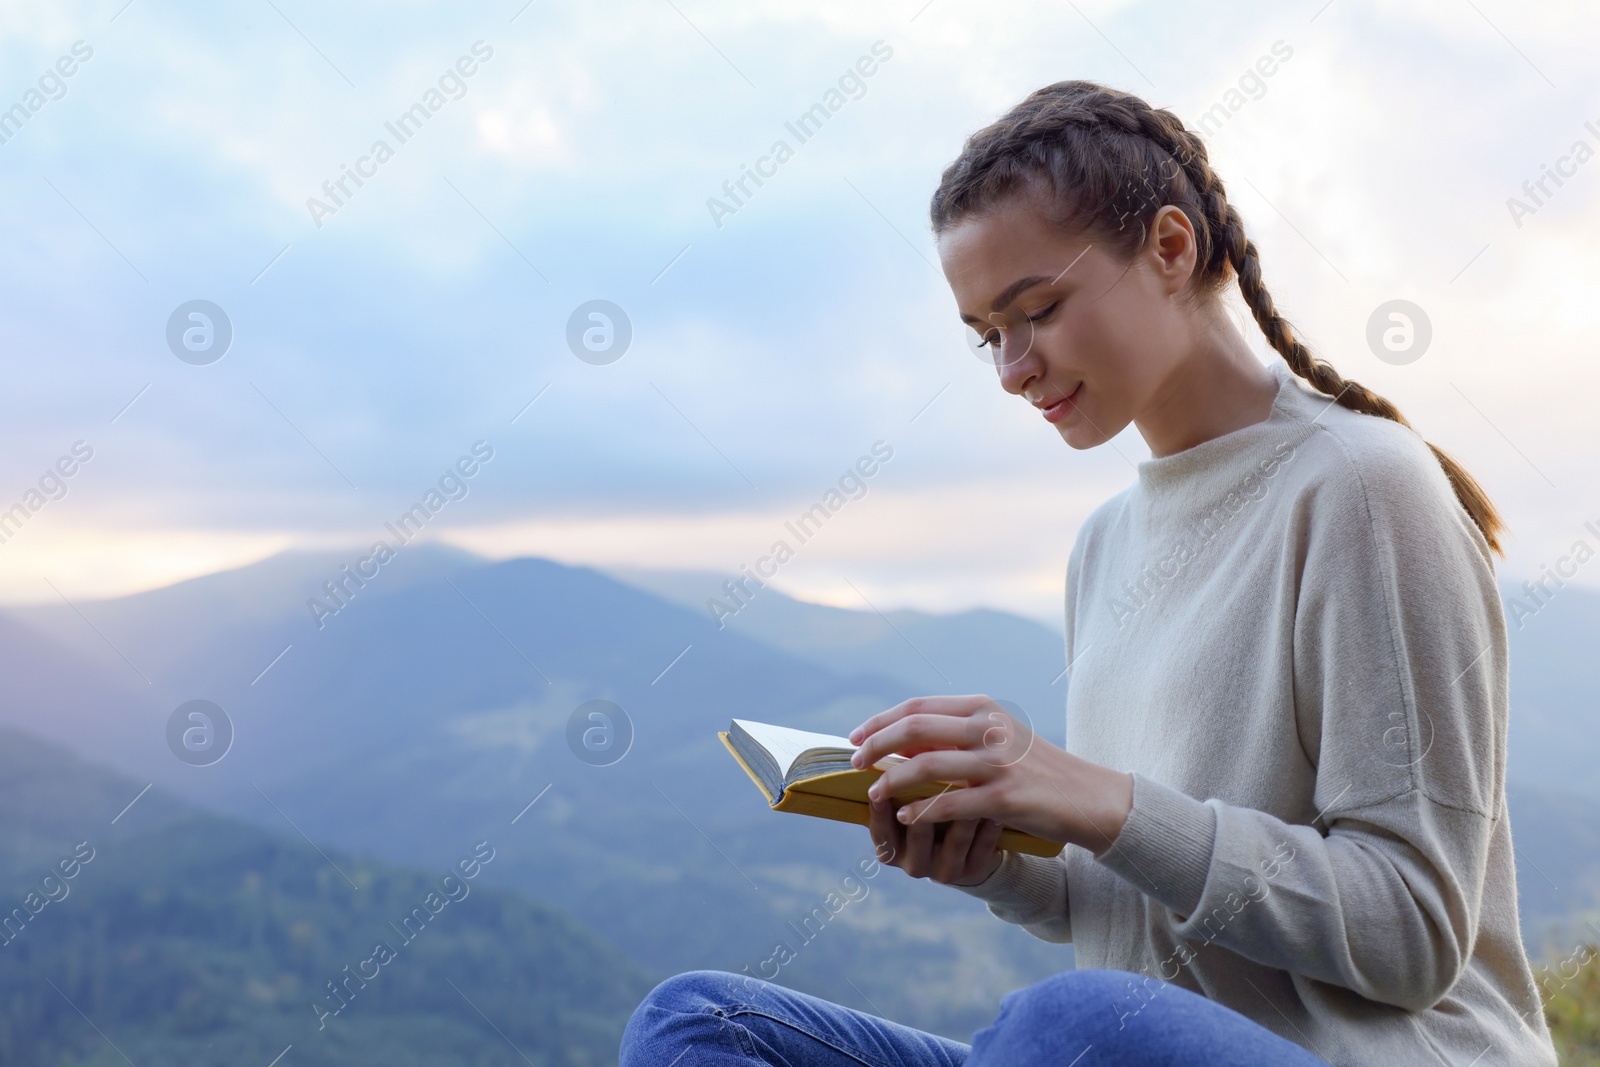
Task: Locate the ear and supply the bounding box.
[1146,204,1199,296]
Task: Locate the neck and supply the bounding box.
[1136,310,1279,458]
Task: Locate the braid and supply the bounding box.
[930,80,1506,556]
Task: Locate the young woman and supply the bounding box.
[620,80,1558,1066]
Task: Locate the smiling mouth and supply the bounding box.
[1037,383,1081,421]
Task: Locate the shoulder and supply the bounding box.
[1071,482,1135,560]
[1275,379,1494,569]
[1273,377,1484,556]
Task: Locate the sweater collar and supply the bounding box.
[1134,360,1309,493]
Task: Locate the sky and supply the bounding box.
[0,0,1595,628]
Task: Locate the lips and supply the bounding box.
[1034,383,1081,423]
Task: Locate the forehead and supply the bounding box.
[936,199,1097,320]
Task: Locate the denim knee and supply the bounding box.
[971,969,1324,1067]
[995,968,1162,1038]
[637,969,761,1015]
[622,970,755,1066]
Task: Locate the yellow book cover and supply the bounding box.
[718,727,1064,859]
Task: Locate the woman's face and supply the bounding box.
[936,195,1196,450]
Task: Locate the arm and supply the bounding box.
[1097,777,1488,1010]
[949,848,1073,943]
[1095,432,1505,1010]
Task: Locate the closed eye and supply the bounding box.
[976,301,1061,348]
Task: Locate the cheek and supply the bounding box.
[1054,303,1125,382]
[1074,290,1169,385]
[1050,306,1144,443]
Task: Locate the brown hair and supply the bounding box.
[928,79,1506,556]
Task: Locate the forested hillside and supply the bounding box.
[0,729,652,1066]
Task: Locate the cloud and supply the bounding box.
[0,0,1596,612]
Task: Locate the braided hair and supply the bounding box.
[929,80,1505,556]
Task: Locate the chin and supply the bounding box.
[1057,415,1118,450]
[1056,424,1097,450]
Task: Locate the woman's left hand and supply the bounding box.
[849,694,1134,856]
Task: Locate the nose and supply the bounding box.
[993,328,1041,396]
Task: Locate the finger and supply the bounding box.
[934,818,981,882]
[849,694,992,747]
[852,707,982,771]
[959,819,1007,884]
[902,810,938,878]
[865,797,903,868]
[895,782,992,827]
[971,816,1006,860]
[973,706,1038,769]
[869,748,993,804]
[850,696,927,748]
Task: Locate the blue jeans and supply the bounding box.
[621,968,1331,1066]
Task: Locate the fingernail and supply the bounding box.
[897,808,910,823]
[850,751,862,768]
[867,785,880,801]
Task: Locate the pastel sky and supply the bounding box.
[0,0,1594,627]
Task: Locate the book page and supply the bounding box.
[731,719,853,777]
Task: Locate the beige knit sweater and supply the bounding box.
[955,359,1557,1066]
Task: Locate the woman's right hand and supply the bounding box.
[866,795,1006,887]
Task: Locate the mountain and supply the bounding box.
[601,566,1600,808]
[0,726,652,1067]
[4,549,1600,1040]
[605,564,1070,746]
[1505,782,1600,954]
[1497,579,1600,805]
[2,548,1077,1040]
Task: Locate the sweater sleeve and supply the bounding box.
[1093,428,1506,1012]
[948,848,1072,943]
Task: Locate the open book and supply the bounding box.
[719,718,1064,858]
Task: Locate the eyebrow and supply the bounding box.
[957,244,1093,325]
[958,275,1054,326]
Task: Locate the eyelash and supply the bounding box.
[977,301,1060,348]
